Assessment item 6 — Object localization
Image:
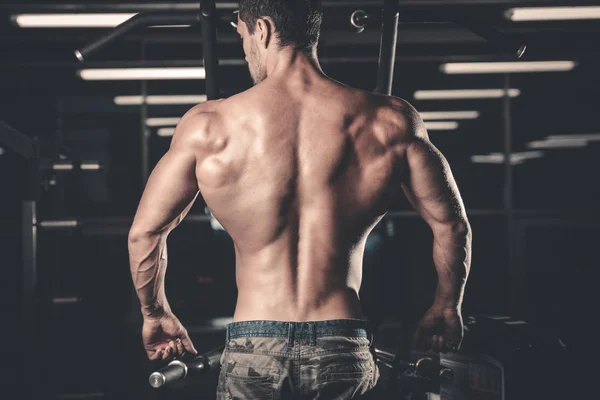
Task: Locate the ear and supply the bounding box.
[256,17,274,49]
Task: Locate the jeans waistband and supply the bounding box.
[225,319,372,347]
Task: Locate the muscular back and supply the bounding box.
[194,76,412,322]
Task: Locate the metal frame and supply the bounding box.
[0,122,42,399]
[375,0,399,95]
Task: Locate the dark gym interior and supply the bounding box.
[1,0,598,399]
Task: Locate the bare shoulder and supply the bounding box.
[366,93,427,148]
[171,100,227,153]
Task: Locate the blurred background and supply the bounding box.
[1,0,598,399]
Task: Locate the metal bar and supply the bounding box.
[140,40,151,183]
[200,0,220,100]
[375,0,399,95]
[503,73,518,316]
[451,16,526,58]
[512,219,528,319]
[0,52,538,69]
[3,1,588,12]
[75,12,201,62]
[3,3,238,11]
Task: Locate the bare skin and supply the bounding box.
[128,15,471,362]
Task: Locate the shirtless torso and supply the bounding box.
[191,69,413,323]
[130,30,470,362]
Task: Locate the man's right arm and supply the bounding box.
[399,109,472,313]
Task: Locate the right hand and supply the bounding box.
[142,311,197,361]
[413,306,464,353]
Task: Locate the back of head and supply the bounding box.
[239,0,323,51]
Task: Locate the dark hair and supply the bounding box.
[239,0,323,50]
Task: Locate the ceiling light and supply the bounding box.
[547,134,600,142]
[441,61,576,74]
[424,121,459,130]
[114,95,207,106]
[471,151,543,165]
[12,13,137,28]
[506,7,600,21]
[78,68,206,81]
[146,117,181,127]
[149,25,192,29]
[527,139,588,149]
[157,127,176,137]
[415,89,520,100]
[419,111,479,120]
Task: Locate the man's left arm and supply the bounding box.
[127,112,203,321]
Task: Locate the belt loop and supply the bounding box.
[288,322,295,348]
[309,322,317,346]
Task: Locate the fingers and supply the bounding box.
[146,337,193,362]
[431,335,442,353]
[148,348,163,361]
[175,339,185,356]
[180,332,198,355]
[415,335,460,354]
[161,345,174,361]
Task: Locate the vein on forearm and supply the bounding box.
[129,234,169,308]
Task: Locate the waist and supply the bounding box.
[234,287,365,322]
[225,319,372,343]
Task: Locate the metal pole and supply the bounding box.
[375,0,399,95]
[23,138,41,399]
[201,0,220,100]
[141,40,150,183]
[503,74,518,315]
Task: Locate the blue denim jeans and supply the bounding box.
[216,319,380,400]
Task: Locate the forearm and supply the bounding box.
[128,232,171,318]
[431,221,472,311]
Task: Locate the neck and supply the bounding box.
[266,46,324,79]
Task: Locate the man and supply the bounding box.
[128,0,472,398]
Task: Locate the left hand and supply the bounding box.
[142,311,197,361]
[412,306,463,353]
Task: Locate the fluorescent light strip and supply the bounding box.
[506,7,600,21]
[420,111,479,120]
[13,13,137,28]
[53,164,74,171]
[415,89,520,100]
[81,163,102,170]
[471,151,543,165]
[424,121,459,131]
[146,117,182,127]
[115,95,207,105]
[158,127,177,137]
[78,68,206,81]
[527,139,588,149]
[548,134,600,142]
[149,25,191,29]
[210,317,233,327]
[441,61,576,74]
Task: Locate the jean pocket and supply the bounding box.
[224,372,275,400]
[329,369,372,380]
[320,367,374,398]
